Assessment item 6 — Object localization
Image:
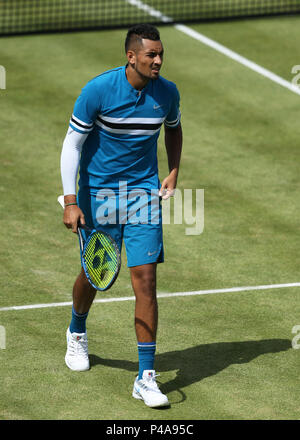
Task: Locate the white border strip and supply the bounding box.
[3,6,298,312]
[124,0,300,96]
[0,283,299,312]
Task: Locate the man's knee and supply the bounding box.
[131,264,157,296]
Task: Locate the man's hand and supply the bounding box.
[63,195,85,233]
[159,169,178,200]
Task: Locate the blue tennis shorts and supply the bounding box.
[77,188,164,267]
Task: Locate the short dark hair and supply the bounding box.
[125,24,160,52]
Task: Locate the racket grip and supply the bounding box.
[78,223,92,232]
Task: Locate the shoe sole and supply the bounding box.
[132,389,169,408]
[65,354,90,372]
[132,389,143,400]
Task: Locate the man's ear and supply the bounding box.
[126,50,136,67]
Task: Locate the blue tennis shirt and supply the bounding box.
[69,65,181,194]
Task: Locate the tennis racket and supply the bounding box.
[57,195,121,291]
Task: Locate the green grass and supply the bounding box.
[0,16,300,419]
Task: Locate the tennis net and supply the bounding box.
[1,0,300,36]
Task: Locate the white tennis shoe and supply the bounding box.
[132,370,169,408]
[65,327,90,371]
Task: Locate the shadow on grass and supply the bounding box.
[90,338,291,402]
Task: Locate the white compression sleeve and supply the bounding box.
[60,128,88,195]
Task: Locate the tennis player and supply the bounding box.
[60,24,182,408]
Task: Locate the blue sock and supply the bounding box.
[69,306,89,334]
[138,342,156,379]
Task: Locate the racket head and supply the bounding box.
[80,228,121,291]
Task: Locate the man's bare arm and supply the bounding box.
[159,123,182,199]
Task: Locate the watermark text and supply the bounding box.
[0,65,6,90]
[94,182,204,235]
[291,325,300,349]
[0,326,6,349]
[291,65,300,88]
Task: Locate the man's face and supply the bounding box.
[129,39,164,81]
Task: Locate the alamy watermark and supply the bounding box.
[0,326,6,349]
[0,65,6,90]
[162,187,204,235]
[291,65,300,88]
[94,182,204,235]
[291,325,300,349]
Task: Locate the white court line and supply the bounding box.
[125,0,300,96]
[0,283,299,312]
[174,24,300,96]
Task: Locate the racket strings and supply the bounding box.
[83,233,119,289]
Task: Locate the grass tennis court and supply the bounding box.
[0,15,300,419]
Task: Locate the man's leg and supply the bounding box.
[65,268,96,371]
[131,263,158,378]
[73,267,97,315]
[130,263,169,407]
[130,263,158,343]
